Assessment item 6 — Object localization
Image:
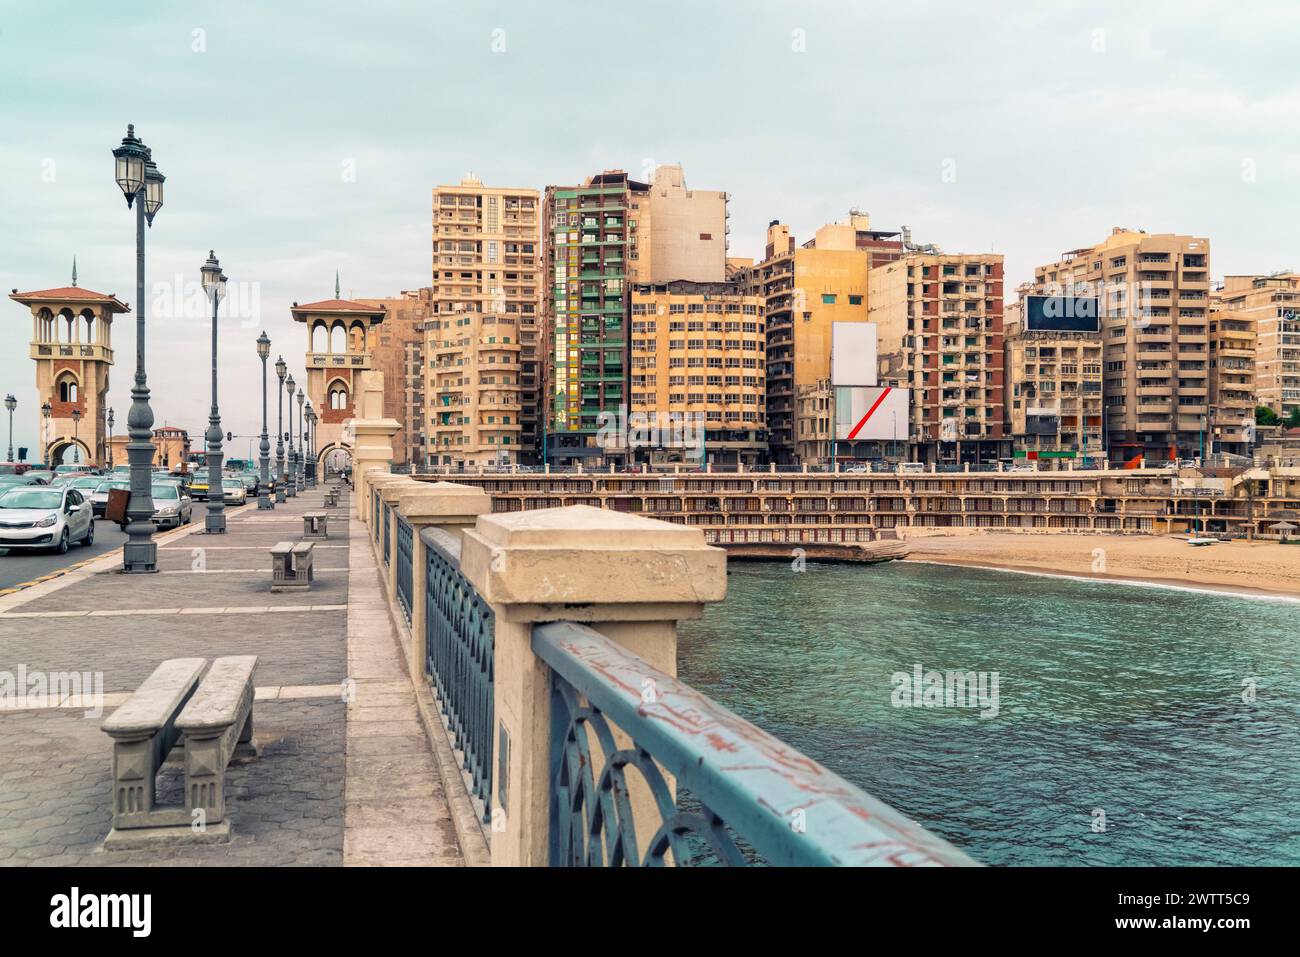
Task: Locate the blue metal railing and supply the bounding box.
[422,527,494,822]
[395,515,413,623]
[533,621,979,867]
[382,502,392,566]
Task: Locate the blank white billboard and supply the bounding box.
[831,322,877,387]
[835,386,908,440]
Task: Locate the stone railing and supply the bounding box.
[359,469,978,868]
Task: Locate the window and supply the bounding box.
[849,295,863,305]
[822,294,837,304]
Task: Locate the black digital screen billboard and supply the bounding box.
[1025,295,1101,332]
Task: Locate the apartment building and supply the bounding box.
[425,311,523,467]
[640,164,728,283]
[1033,228,1212,464]
[431,176,541,460]
[1004,326,1104,466]
[736,212,899,464]
[1217,273,1300,424]
[1206,290,1257,457]
[629,280,766,467]
[869,252,1008,465]
[356,287,432,467]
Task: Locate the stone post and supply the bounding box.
[394,481,492,677]
[351,371,401,519]
[459,504,727,867]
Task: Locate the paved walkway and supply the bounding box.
[0,485,465,867]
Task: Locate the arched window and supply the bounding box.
[82,310,96,344]
[57,373,79,403]
[311,321,328,353]
[59,310,74,343]
[329,322,346,353]
[348,322,366,352]
[327,380,350,410]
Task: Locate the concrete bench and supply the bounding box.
[270,540,313,590]
[324,489,338,508]
[175,655,257,829]
[303,510,328,539]
[101,657,207,832]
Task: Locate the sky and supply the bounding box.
[2,0,1298,459]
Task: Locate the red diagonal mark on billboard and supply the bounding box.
[847,387,892,440]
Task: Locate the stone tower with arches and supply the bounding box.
[291,294,387,472]
[10,281,128,466]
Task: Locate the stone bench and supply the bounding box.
[303,511,328,539]
[175,655,257,830]
[270,540,314,591]
[101,657,207,833]
[324,489,339,508]
[100,655,258,846]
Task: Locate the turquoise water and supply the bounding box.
[676,561,1300,866]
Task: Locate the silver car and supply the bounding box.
[221,478,248,505]
[0,485,95,553]
[151,482,193,528]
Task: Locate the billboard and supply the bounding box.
[1024,295,1100,333]
[835,386,908,440]
[831,322,877,387]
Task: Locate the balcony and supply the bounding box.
[307,351,372,370]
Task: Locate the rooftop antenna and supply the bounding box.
[71,256,78,287]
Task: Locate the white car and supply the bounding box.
[0,485,94,553]
[221,478,248,505]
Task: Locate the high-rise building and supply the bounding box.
[544,171,648,464]
[1216,274,1300,424]
[431,177,541,460]
[1032,228,1212,464]
[1004,316,1104,467]
[1206,286,1257,457]
[639,164,728,283]
[869,252,1008,465]
[736,213,897,464]
[629,280,766,467]
[356,287,432,467]
[424,310,523,467]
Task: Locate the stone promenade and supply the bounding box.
[0,484,465,866]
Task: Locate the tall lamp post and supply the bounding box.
[256,332,273,509]
[4,395,15,463]
[40,402,51,465]
[284,373,297,498]
[275,356,287,503]
[200,251,228,533]
[306,404,317,488]
[71,409,83,463]
[107,408,115,468]
[112,123,165,573]
[296,387,305,492]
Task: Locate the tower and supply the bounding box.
[11,282,128,465]
[291,294,387,472]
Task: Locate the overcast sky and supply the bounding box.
[3,0,1298,459]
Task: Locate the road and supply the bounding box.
[0,519,130,591]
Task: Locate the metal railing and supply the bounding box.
[372,487,381,539]
[395,515,413,623]
[422,527,495,822]
[532,620,978,867]
[382,502,392,566]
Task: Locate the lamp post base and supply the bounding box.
[258,493,273,510]
[123,541,157,573]
[205,510,226,534]
[275,487,286,504]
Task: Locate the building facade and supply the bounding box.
[11,284,126,466]
[1216,274,1300,425]
[870,252,1008,465]
[629,280,766,467]
[432,177,541,461]
[357,287,433,467]
[1033,228,1212,464]
[425,311,523,467]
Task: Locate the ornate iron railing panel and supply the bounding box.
[532,621,979,867]
[422,527,494,821]
[382,502,392,567]
[395,514,413,623]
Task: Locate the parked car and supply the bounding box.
[22,470,54,484]
[0,485,94,553]
[0,463,32,476]
[150,482,192,528]
[90,479,130,517]
[188,469,211,501]
[0,474,49,489]
[221,478,248,505]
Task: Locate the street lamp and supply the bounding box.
[284,372,297,498]
[274,356,287,503]
[4,394,15,463]
[296,387,305,492]
[256,332,273,509]
[40,402,51,466]
[305,404,317,488]
[107,408,115,468]
[111,123,164,573]
[200,250,228,533]
[71,408,83,463]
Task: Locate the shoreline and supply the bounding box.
[896,533,1300,601]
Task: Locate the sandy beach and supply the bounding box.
[903,532,1300,600]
